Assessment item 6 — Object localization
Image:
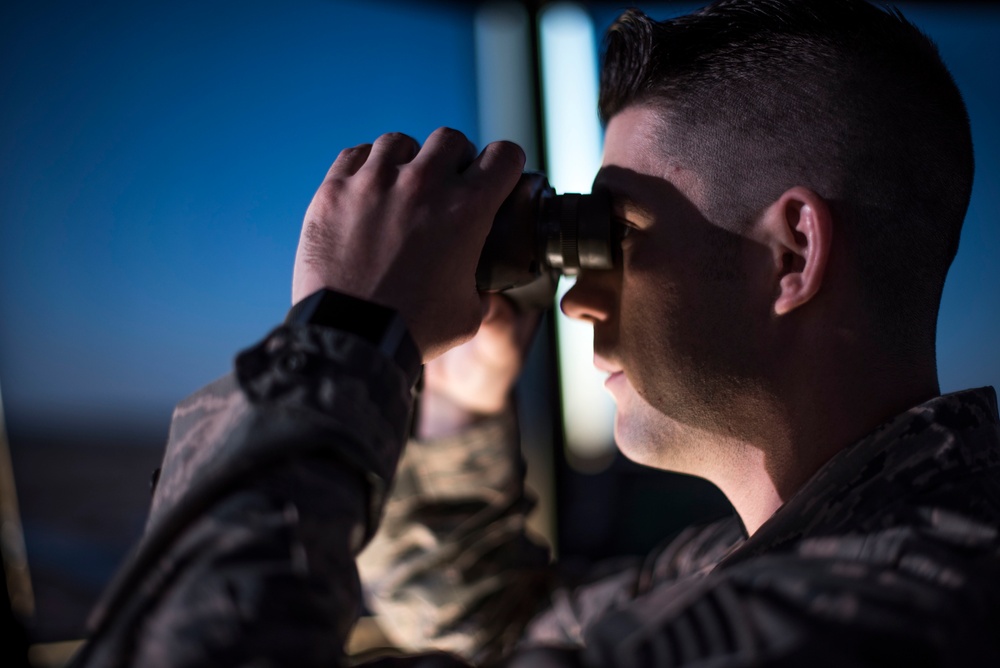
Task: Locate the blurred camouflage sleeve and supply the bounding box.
[358,409,553,665]
[353,414,738,665]
[71,324,417,668]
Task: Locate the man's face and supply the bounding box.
[561,105,774,470]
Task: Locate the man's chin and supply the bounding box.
[612,400,666,468]
[612,385,701,474]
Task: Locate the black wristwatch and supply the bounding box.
[285,289,422,388]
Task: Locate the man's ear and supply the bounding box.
[758,186,832,316]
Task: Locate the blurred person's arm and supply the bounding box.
[359,295,554,665]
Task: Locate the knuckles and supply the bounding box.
[485,140,526,166]
[332,144,371,170]
[320,173,349,193]
[314,176,352,210]
[481,140,527,179]
[429,126,468,146]
[373,131,419,155]
[377,131,412,143]
[337,145,366,161]
[316,126,502,235]
[427,126,475,161]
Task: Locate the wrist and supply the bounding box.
[285,288,422,388]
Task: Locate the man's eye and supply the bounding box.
[614,219,635,242]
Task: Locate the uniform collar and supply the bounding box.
[718,387,1000,568]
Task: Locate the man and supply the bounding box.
[73,1,999,666]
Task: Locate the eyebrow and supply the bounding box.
[596,185,654,219]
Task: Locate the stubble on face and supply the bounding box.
[598,106,777,473]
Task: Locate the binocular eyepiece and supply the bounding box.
[475,172,614,308]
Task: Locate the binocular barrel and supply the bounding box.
[476,172,613,295]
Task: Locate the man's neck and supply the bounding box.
[677,366,941,536]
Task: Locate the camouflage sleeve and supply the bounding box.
[71,324,417,668]
[357,409,553,665]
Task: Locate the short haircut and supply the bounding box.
[600,0,974,350]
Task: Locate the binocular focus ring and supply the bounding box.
[558,194,582,272]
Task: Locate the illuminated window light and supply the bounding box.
[539,3,616,465]
[474,2,538,168]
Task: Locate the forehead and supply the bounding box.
[601,106,666,172]
[596,106,705,211]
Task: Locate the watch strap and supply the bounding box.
[285,289,422,388]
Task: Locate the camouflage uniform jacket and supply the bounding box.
[71,323,1000,666]
[361,383,1000,667]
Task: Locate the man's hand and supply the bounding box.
[418,293,540,439]
[292,128,525,361]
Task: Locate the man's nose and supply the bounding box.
[560,270,617,323]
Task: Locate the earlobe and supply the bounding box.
[762,187,832,316]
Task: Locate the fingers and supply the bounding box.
[412,126,478,173]
[325,143,372,179]
[327,132,524,210]
[367,131,420,166]
[464,140,526,209]
[328,133,418,183]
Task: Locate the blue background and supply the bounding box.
[0,0,480,435]
[1,0,998,437]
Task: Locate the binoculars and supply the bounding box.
[476,172,614,308]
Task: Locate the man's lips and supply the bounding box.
[604,371,625,390]
[594,355,625,389]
